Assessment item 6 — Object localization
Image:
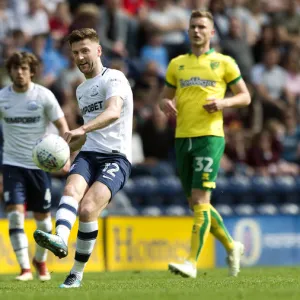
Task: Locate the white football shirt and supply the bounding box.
[76,68,133,163]
[0,82,64,169]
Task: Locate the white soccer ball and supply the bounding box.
[32,134,70,172]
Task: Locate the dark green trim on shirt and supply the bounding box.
[165,80,176,88]
[188,48,215,56]
[227,75,242,86]
[205,48,215,55]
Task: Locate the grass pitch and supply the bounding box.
[1,267,300,300]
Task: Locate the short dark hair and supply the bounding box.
[5,51,39,76]
[190,10,214,25]
[67,28,99,45]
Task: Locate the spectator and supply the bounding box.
[98,0,130,58]
[19,0,50,39]
[281,110,300,164]
[25,34,68,88]
[226,0,258,45]
[273,0,300,47]
[138,106,175,177]
[0,0,17,43]
[140,30,169,75]
[49,1,72,41]
[250,47,291,123]
[247,131,281,176]
[223,127,254,176]
[144,0,189,59]
[41,0,65,15]
[221,16,254,82]
[122,0,145,15]
[266,118,299,175]
[246,0,270,37]
[68,3,100,33]
[252,24,279,63]
[207,0,229,45]
[283,49,300,112]
[10,30,27,51]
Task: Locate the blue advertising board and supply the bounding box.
[216,216,300,266]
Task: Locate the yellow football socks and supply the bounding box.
[210,204,234,252]
[187,203,211,264]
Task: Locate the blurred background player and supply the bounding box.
[0,51,69,281]
[34,28,133,288]
[160,10,251,278]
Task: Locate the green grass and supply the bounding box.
[1,267,300,300]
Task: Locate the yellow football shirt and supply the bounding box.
[165,48,242,138]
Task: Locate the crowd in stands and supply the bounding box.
[1,0,300,216]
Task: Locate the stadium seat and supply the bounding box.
[132,176,159,197]
[151,162,175,178]
[141,206,163,216]
[157,176,183,196]
[122,178,135,196]
[251,176,276,203]
[256,203,278,215]
[273,175,296,192]
[213,177,235,204]
[273,176,297,203]
[227,175,255,203]
[295,176,300,192]
[279,203,300,215]
[214,204,234,216]
[164,205,187,216]
[235,204,256,216]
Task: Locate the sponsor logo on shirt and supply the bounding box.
[4,116,41,124]
[179,77,216,88]
[81,101,103,116]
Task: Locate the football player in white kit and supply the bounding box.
[34,28,133,288]
[0,52,69,281]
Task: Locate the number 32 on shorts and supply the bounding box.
[195,157,213,172]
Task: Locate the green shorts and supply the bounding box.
[175,136,225,197]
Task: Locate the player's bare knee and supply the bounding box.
[6,204,24,213]
[78,201,97,221]
[191,189,211,206]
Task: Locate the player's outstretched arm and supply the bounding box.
[63,96,123,144]
[82,95,123,133]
